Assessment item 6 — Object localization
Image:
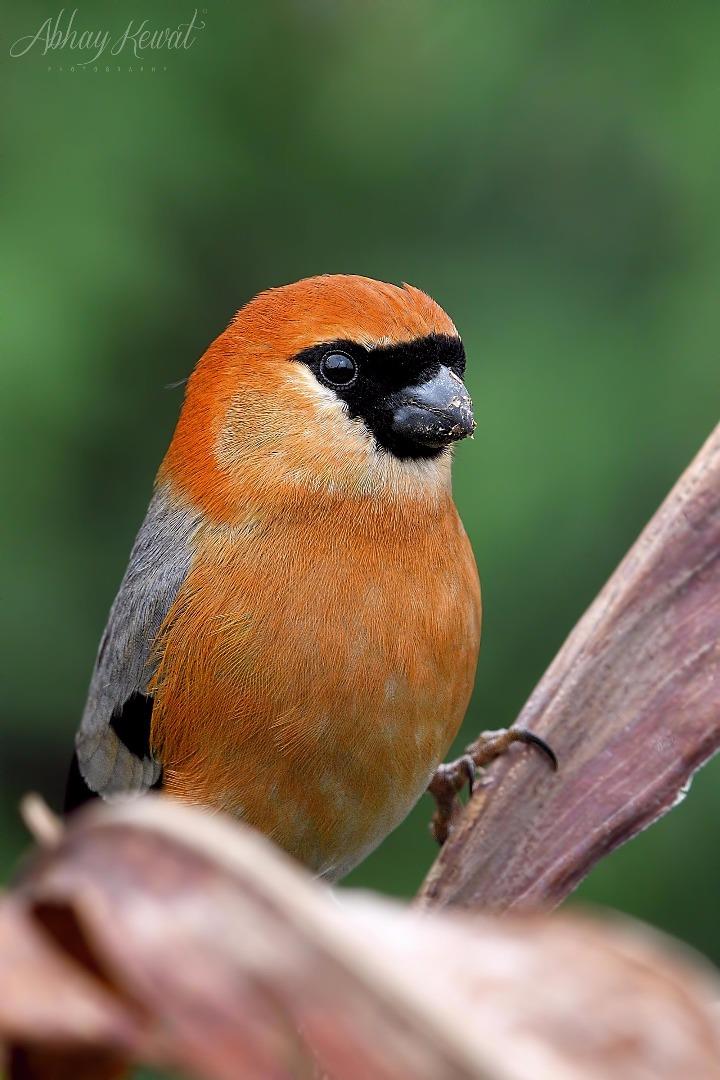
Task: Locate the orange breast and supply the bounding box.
[149,495,481,879]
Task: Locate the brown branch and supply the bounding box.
[420,421,720,912]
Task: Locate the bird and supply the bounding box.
[65,274,482,881]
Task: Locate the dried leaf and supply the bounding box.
[0,894,147,1079]
[2,798,719,1079]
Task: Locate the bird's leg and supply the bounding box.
[428,728,558,846]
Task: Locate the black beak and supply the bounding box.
[391,366,475,450]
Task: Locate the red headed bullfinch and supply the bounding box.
[65,274,481,880]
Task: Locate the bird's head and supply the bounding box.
[163,275,474,519]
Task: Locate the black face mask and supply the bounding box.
[295,334,474,460]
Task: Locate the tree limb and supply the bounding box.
[420,422,720,912]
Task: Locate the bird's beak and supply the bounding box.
[391,366,475,450]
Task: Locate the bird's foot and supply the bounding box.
[428,727,558,846]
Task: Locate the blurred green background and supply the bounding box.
[2,0,719,975]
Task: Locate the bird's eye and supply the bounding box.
[319,352,357,387]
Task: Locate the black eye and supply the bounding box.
[319,351,357,387]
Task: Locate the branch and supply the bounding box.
[420,421,720,911]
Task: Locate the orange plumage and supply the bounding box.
[68,275,481,880]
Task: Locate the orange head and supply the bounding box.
[161,275,474,520]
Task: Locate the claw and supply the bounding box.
[514,729,558,771]
[460,754,477,796]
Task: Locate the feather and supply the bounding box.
[71,482,201,803]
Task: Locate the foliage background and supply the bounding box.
[2,0,719,974]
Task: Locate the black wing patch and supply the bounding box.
[109,691,154,760]
[64,691,163,815]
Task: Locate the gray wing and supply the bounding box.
[74,481,201,799]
